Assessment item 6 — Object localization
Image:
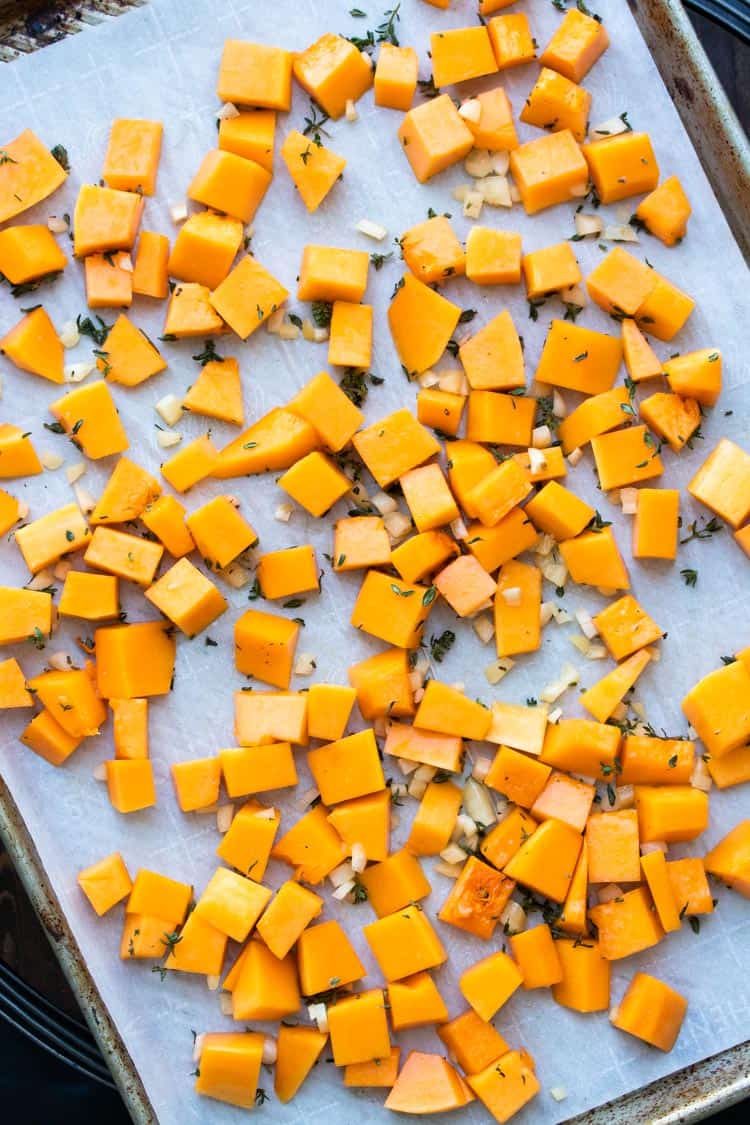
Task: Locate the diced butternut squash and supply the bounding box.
[398,95,474,183]
[102,119,162,195]
[539,7,609,82]
[293,33,373,119]
[218,39,293,110]
[281,129,346,213]
[509,130,588,214]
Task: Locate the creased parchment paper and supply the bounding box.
[0,1,748,1122]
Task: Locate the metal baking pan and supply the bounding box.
[0,2,747,1123]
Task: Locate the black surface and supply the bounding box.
[686,0,750,44]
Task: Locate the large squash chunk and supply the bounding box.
[388,273,461,375]
[1,306,64,383]
[0,129,68,223]
[98,313,166,387]
[188,150,272,224]
[209,255,288,340]
[102,119,163,195]
[49,381,129,459]
[217,40,293,111]
[293,33,373,119]
[397,94,473,182]
[73,184,143,258]
[0,224,67,285]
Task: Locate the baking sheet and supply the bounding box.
[0,1,748,1122]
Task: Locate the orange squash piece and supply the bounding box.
[0,129,68,223]
[438,856,515,940]
[1,306,64,383]
[385,1052,474,1115]
[73,184,143,258]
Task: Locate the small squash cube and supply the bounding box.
[49,381,129,459]
[15,503,90,575]
[141,496,195,558]
[408,779,463,856]
[635,175,692,245]
[132,230,169,299]
[682,659,750,757]
[194,867,271,942]
[510,924,562,989]
[435,554,497,618]
[307,683,356,741]
[591,424,663,490]
[589,886,664,960]
[460,309,525,391]
[189,149,271,224]
[359,849,431,918]
[59,571,118,622]
[459,950,523,1020]
[83,526,162,587]
[234,608,299,688]
[431,26,498,86]
[559,526,630,590]
[328,301,372,368]
[386,1052,474,1115]
[186,495,257,571]
[1,307,64,383]
[509,130,588,214]
[297,244,369,303]
[0,223,67,284]
[293,32,373,119]
[635,785,709,843]
[464,85,518,151]
[664,348,722,407]
[351,570,435,648]
[231,942,300,1021]
[216,801,279,880]
[388,972,448,1031]
[639,389,708,456]
[167,210,243,290]
[328,989,391,1067]
[583,132,659,204]
[416,387,466,437]
[288,369,363,452]
[219,743,297,797]
[401,215,465,286]
[468,1050,540,1122]
[298,918,366,994]
[163,282,225,338]
[210,255,288,340]
[73,184,143,258]
[218,109,275,171]
[275,1025,328,1103]
[494,559,541,655]
[397,95,474,183]
[438,1010,509,1076]
[102,119,162,195]
[353,406,440,488]
[374,43,418,110]
[389,273,461,375]
[539,7,609,82]
[308,728,385,806]
[520,67,591,143]
[278,450,351,516]
[105,759,156,813]
[593,594,663,661]
[161,433,219,493]
[97,313,166,386]
[364,905,447,981]
[487,13,536,69]
[503,818,582,902]
[688,438,750,529]
[145,558,227,636]
[94,621,175,700]
[466,227,522,285]
[611,973,687,1052]
[170,757,221,812]
[525,480,594,540]
[183,357,243,427]
[257,881,323,960]
[334,516,391,572]
[522,240,581,300]
[281,129,346,213]
[217,39,293,110]
[77,852,132,916]
[552,939,610,1011]
[535,319,622,394]
[195,1031,264,1110]
[438,855,514,939]
[704,822,750,899]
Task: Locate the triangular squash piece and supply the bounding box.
[274,1024,328,1103]
[183,357,243,426]
[213,407,318,478]
[580,649,652,723]
[98,313,166,386]
[385,1051,474,1114]
[0,129,68,223]
[91,456,161,525]
[622,317,662,382]
[0,306,64,382]
[0,657,33,708]
[163,282,225,338]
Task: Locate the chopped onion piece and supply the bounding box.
[570,633,591,655]
[93,763,107,782]
[274,502,294,522]
[550,604,573,625]
[450,515,468,540]
[463,778,497,827]
[438,369,469,395]
[41,451,64,471]
[574,211,604,238]
[451,183,472,203]
[569,181,590,198]
[691,757,712,792]
[279,321,300,340]
[508,178,521,203]
[192,1033,205,1064]
[610,784,635,810]
[217,101,240,120]
[169,199,188,224]
[156,393,183,427]
[568,446,584,466]
[640,841,668,855]
[463,190,484,220]
[64,360,96,384]
[528,447,548,474]
[472,756,492,782]
[408,777,427,800]
[371,489,398,515]
[440,843,468,865]
[48,650,73,671]
[351,842,367,873]
[548,707,563,724]
[220,561,251,589]
[265,307,285,334]
[330,861,355,888]
[384,511,412,541]
[552,389,568,418]
[586,643,608,660]
[48,214,69,234]
[590,114,631,139]
[345,98,359,123]
[434,860,463,879]
[356,218,387,241]
[59,320,80,349]
[458,98,482,124]
[485,657,514,684]
[500,586,522,607]
[535,533,556,558]
[604,223,639,243]
[561,283,588,308]
[550,1087,568,1103]
[473,613,494,645]
[262,1037,277,1065]
[532,424,552,449]
[65,461,85,485]
[332,879,356,901]
[219,992,232,1015]
[53,559,72,581]
[418,368,440,388]
[216,804,234,833]
[414,764,437,784]
[294,652,316,676]
[575,608,599,639]
[620,487,638,515]
[464,148,494,178]
[481,174,512,208]
[540,601,555,627]
[500,900,527,935]
[157,430,182,449]
[308,1003,328,1033]
[74,484,96,513]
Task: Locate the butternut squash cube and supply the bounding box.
[557,386,631,454]
[0,129,68,223]
[183,356,243,427]
[401,215,465,286]
[391,529,458,584]
[256,881,323,960]
[612,972,687,1052]
[587,808,641,884]
[84,526,162,587]
[214,408,318,479]
[359,849,431,918]
[120,912,173,959]
[308,728,385,806]
[635,175,692,246]
[59,571,118,622]
[704,821,750,899]
[98,313,165,386]
[539,7,609,82]
[431,25,498,86]
[77,852,132,916]
[487,13,536,69]
[466,392,536,449]
[580,649,652,723]
[560,525,630,590]
[141,496,195,558]
[434,554,497,618]
[622,317,663,382]
[21,709,80,765]
[210,255,288,340]
[520,67,591,143]
[329,989,391,1067]
[132,230,169,299]
[557,847,589,937]
[218,39,292,110]
[530,771,595,832]
[219,743,297,797]
[102,119,162,195]
[289,370,363,452]
[297,244,369,303]
[161,433,219,493]
[351,570,435,648]
[386,1052,475,1115]
[641,849,682,932]
[466,226,522,285]
[163,282,225,338]
[416,387,466,437]
[535,319,622,394]
[667,857,714,916]
[525,480,594,540]
[635,785,709,843]
[465,508,538,573]
[385,720,463,773]
[185,495,257,572]
[486,701,549,755]
[523,240,581,300]
[73,184,143,258]
[460,310,525,391]
[307,683,356,741]
[464,85,518,151]
[408,778,463,856]
[460,950,523,1020]
[188,149,271,224]
[111,698,148,760]
[415,679,492,740]
[256,545,318,601]
[468,1049,539,1122]
[231,942,300,1020]
[278,450,351,516]
[1,306,64,383]
[400,462,459,532]
[170,757,221,812]
[619,734,694,786]
[587,246,657,317]
[509,130,588,214]
[640,391,701,453]
[374,43,418,111]
[91,456,160,526]
[364,905,447,981]
[167,210,243,290]
[349,648,415,720]
[0,657,32,709]
[105,758,156,813]
[275,1025,328,1103]
[552,939,610,1011]
[328,300,372,368]
[164,911,227,977]
[590,886,664,960]
[438,855,515,940]
[438,1010,509,1076]
[494,559,541,655]
[388,972,448,1031]
[334,516,392,573]
[216,801,279,879]
[634,273,695,341]
[664,348,721,407]
[706,744,750,789]
[541,717,620,779]
[398,95,474,183]
[219,109,275,172]
[688,437,750,529]
[15,503,90,574]
[49,381,129,459]
[389,272,461,375]
[503,818,582,902]
[0,425,42,478]
[0,223,66,284]
[682,658,750,757]
[486,745,551,808]
[327,789,390,862]
[353,407,440,488]
[583,132,659,204]
[234,608,299,689]
[194,867,271,942]
[281,129,346,213]
[95,621,175,699]
[593,594,663,661]
[85,251,133,309]
[293,32,373,119]
[298,918,366,994]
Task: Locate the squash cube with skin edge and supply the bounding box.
[256,546,318,601]
[188,150,271,225]
[634,273,695,341]
[460,951,523,1021]
[0,658,32,709]
[525,481,594,541]
[194,867,271,943]
[167,211,244,291]
[408,779,463,857]
[523,241,582,301]
[401,215,466,287]
[622,318,663,382]
[327,790,390,862]
[552,939,610,1012]
[587,247,657,317]
[587,809,641,884]
[0,426,42,479]
[635,175,692,246]
[308,728,385,806]
[234,608,299,689]
[351,571,435,649]
[431,26,498,87]
[281,129,346,214]
[359,850,431,919]
[111,698,148,760]
[593,594,664,662]
[298,919,366,996]
[398,95,474,184]
[349,648,415,721]
[434,554,497,618]
[213,408,318,479]
[641,850,682,932]
[328,989,392,1067]
[438,1011,510,1076]
[460,310,525,391]
[503,818,583,903]
[170,758,221,812]
[164,911,227,977]
[386,1053,475,1114]
[21,711,80,766]
[28,669,106,739]
[0,223,67,285]
[210,256,288,341]
[466,392,536,449]
[438,855,515,940]
[163,282,226,338]
[275,1025,329,1104]
[15,504,90,575]
[84,252,133,310]
[297,245,369,303]
[374,43,418,111]
[520,67,591,143]
[91,456,161,526]
[384,722,463,775]
[278,451,351,517]
[219,109,275,172]
[667,857,714,916]
[257,881,323,960]
[704,822,750,899]
[307,683,356,741]
[589,886,664,960]
[682,659,750,756]
[557,386,631,454]
[466,508,538,574]
[84,527,162,587]
[217,39,293,110]
[535,320,623,395]
[416,388,465,437]
[185,496,257,572]
[141,496,195,559]
[485,745,551,809]
[288,370,363,453]
[509,130,589,214]
[77,853,132,916]
[353,407,440,489]
[364,905,447,982]
[633,488,680,560]
[389,273,461,375]
[161,434,219,493]
[102,119,162,195]
[388,972,448,1031]
[49,381,128,460]
[580,649,652,723]
[611,973,688,1052]
[391,530,458,584]
[98,313,166,387]
[216,801,279,880]
[105,759,156,814]
[510,924,563,989]
[183,357,243,427]
[688,438,750,529]
[635,785,709,844]
[219,743,297,799]
[541,718,621,781]
[664,349,722,407]
[487,13,536,69]
[334,517,391,573]
[328,301,372,369]
[583,133,659,205]
[415,679,492,741]
[293,33,373,120]
[468,1050,540,1123]
[95,621,175,699]
[132,230,169,299]
[466,227,522,285]
[231,942,300,1021]
[400,463,459,533]
[73,184,143,258]
[494,559,541,656]
[559,526,630,591]
[530,771,595,833]
[539,7,609,82]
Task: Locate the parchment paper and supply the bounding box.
[0,1,748,1122]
